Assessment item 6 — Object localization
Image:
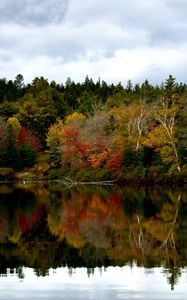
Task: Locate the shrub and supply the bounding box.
[0,167,15,181]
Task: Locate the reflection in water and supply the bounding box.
[0,183,187,292]
[1,266,187,300]
[0,266,187,300]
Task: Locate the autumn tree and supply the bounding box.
[0,121,6,167]
[0,118,39,169]
[110,102,149,151]
[6,117,21,140]
[65,111,86,127]
[46,119,64,168]
[79,112,123,171]
[145,96,181,172]
[61,125,90,169]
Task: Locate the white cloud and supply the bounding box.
[2,44,186,85]
[0,0,187,84]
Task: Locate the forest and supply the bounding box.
[0,74,187,185]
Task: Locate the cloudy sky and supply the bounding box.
[0,0,187,85]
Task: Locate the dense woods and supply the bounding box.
[0,74,187,185]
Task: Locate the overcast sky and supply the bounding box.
[0,0,187,85]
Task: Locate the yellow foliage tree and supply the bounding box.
[46,118,64,147]
[145,98,181,172]
[109,102,149,150]
[65,112,85,126]
[7,117,21,140]
[46,118,64,168]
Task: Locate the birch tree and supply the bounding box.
[110,102,149,151]
[145,97,181,172]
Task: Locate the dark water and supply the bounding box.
[0,183,187,299]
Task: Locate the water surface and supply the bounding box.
[0,183,187,299]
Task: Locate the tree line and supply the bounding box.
[0,74,187,184]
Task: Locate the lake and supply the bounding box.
[0,182,187,299]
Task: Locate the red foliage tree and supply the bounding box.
[18,127,27,145]
[18,127,42,152]
[62,126,91,167]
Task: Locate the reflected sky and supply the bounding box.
[1,266,187,299]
